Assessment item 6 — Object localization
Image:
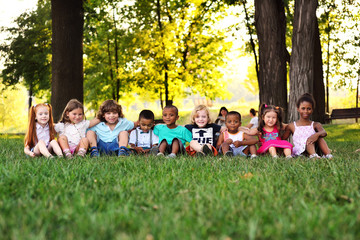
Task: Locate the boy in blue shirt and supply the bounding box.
[153,105,192,158]
[86,100,134,157]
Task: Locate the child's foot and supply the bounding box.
[156,152,165,157]
[272,155,278,158]
[89,147,99,158]
[150,146,159,155]
[250,154,257,159]
[224,151,233,157]
[202,145,213,155]
[77,148,87,157]
[63,149,73,159]
[167,153,176,158]
[309,153,321,159]
[322,154,333,159]
[285,155,293,159]
[195,151,205,157]
[118,147,130,157]
[47,155,54,159]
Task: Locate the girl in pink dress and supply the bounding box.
[255,104,292,158]
[282,93,332,159]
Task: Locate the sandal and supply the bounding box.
[118,146,130,156]
[90,147,99,157]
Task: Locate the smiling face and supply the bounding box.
[297,101,313,120]
[225,114,241,133]
[67,108,84,124]
[194,109,209,128]
[139,118,154,133]
[104,111,119,125]
[263,110,278,128]
[162,107,179,127]
[35,106,50,127]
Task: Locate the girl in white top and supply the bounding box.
[283,93,333,159]
[246,108,258,129]
[55,99,100,158]
[24,103,63,158]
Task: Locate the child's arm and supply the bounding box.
[241,127,258,136]
[24,145,35,157]
[129,143,145,153]
[282,123,294,140]
[233,133,258,147]
[307,122,327,145]
[89,118,101,128]
[216,132,225,149]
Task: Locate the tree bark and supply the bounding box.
[51,0,84,121]
[288,0,325,123]
[255,0,288,115]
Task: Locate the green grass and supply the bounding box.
[1,124,360,239]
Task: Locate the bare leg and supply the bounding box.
[118,131,129,148]
[76,137,89,157]
[221,142,231,155]
[306,143,316,156]
[190,140,202,152]
[283,148,292,157]
[86,130,98,148]
[268,147,277,157]
[317,138,331,155]
[171,139,180,154]
[33,140,52,158]
[158,140,168,154]
[49,140,63,157]
[248,145,257,155]
[58,135,70,151]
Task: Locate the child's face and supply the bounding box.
[104,111,119,125]
[225,114,241,132]
[139,118,154,133]
[263,110,277,127]
[194,109,209,128]
[67,108,84,124]
[162,108,179,126]
[35,106,50,127]
[297,101,313,120]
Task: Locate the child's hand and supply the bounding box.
[29,152,36,157]
[225,139,233,144]
[134,146,145,153]
[306,134,319,145]
[233,141,242,148]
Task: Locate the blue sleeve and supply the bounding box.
[120,118,134,131]
[154,125,160,136]
[184,128,193,143]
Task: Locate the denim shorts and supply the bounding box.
[98,139,119,155]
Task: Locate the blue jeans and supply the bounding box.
[97,139,119,155]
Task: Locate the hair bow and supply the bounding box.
[265,104,268,108]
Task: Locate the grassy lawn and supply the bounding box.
[1,124,360,239]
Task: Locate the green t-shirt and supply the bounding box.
[154,124,192,145]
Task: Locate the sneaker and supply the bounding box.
[63,150,73,159]
[156,152,165,157]
[224,151,233,157]
[150,146,159,155]
[77,149,87,157]
[89,147,99,158]
[118,147,130,157]
[167,153,177,158]
[322,154,333,159]
[250,154,257,159]
[202,145,213,155]
[195,151,205,157]
[285,155,293,159]
[309,153,321,159]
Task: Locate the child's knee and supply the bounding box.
[58,135,68,141]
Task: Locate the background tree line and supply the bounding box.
[0,0,359,122]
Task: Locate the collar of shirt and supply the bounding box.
[137,127,149,134]
[36,122,49,130]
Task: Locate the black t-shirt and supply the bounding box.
[185,123,221,147]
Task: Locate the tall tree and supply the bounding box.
[51,0,84,121]
[254,0,288,113]
[288,0,325,122]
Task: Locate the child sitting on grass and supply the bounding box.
[129,110,159,154]
[24,103,63,158]
[216,111,257,158]
[55,99,100,158]
[86,100,134,157]
[152,105,192,158]
[185,105,221,157]
[283,93,333,159]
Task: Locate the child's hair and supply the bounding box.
[218,106,228,116]
[59,99,84,123]
[97,99,124,122]
[190,105,211,125]
[24,103,56,148]
[139,109,155,121]
[163,105,178,116]
[258,104,284,136]
[225,111,241,122]
[296,93,316,108]
[250,108,256,116]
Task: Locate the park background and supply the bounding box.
[0,0,359,131]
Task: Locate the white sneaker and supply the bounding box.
[167,153,176,158]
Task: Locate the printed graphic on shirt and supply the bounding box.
[263,132,278,142]
[192,128,214,145]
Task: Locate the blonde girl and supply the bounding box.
[185,105,221,156]
[255,104,292,158]
[55,99,100,158]
[24,103,63,158]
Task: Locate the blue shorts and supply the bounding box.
[98,139,119,155]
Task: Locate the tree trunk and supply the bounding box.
[51,0,84,121]
[288,0,319,122]
[255,0,288,115]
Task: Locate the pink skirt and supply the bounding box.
[257,140,293,154]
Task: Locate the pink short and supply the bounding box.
[69,144,77,154]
